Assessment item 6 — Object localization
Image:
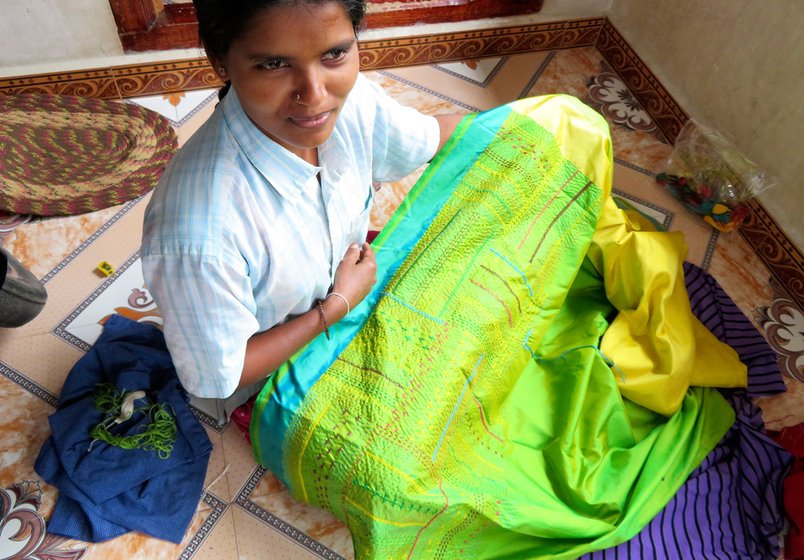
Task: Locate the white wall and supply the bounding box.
[0,0,124,68]
[609,0,804,249]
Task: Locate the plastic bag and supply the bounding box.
[656,120,773,232]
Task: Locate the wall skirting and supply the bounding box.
[0,19,605,99]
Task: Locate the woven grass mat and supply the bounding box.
[0,94,177,216]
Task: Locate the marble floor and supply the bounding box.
[1,45,802,559]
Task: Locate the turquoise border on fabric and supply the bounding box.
[250,107,516,484]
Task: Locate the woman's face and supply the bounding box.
[216,2,360,164]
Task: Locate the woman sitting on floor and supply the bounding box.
[141,0,463,416]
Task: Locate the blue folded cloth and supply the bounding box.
[35,314,212,543]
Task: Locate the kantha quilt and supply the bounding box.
[251,95,747,559]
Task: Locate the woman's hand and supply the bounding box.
[330,242,376,319]
[239,242,376,389]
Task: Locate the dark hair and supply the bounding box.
[194,0,367,62]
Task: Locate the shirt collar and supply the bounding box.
[221,87,322,205]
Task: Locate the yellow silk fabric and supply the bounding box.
[513,96,614,199]
[588,200,746,415]
[511,97,747,416]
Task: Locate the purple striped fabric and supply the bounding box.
[582,262,791,560]
[683,262,786,396]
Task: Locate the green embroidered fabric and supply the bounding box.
[251,96,735,559]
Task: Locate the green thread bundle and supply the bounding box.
[89,383,177,459]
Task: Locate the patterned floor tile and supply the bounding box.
[586,60,663,140]
[433,57,506,86]
[128,89,218,127]
[0,481,87,560]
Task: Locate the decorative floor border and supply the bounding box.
[234,466,346,560]
[741,198,803,309]
[41,197,143,284]
[0,362,59,408]
[178,491,229,560]
[359,18,602,70]
[0,58,217,100]
[0,17,800,307]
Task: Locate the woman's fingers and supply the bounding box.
[343,242,375,267]
[344,243,361,263]
[333,240,377,308]
[358,242,375,266]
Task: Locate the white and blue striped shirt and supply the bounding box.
[141,74,440,398]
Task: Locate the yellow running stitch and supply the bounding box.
[295,401,332,503]
[450,426,505,473]
[344,495,425,528]
[364,450,432,495]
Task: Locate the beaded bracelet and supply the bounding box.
[326,291,351,315]
[316,300,331,340]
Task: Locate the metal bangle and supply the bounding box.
[326,291,351,315]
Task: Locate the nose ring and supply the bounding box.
[294,93,302,102]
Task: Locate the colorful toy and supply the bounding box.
[656,172,750,233]
[656,120,771,233]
